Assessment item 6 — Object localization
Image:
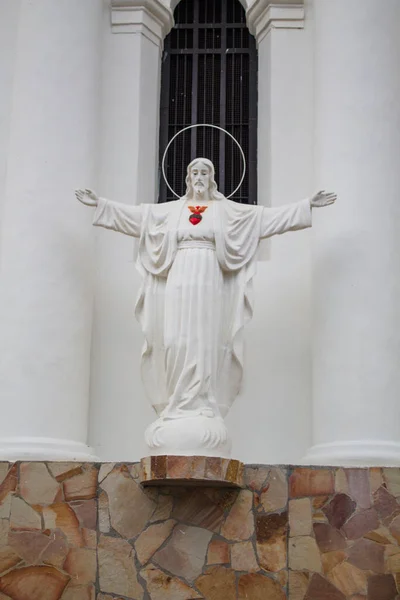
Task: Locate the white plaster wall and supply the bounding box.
[227,22,314,463]
[0,0,21,249]
[89,4,314,462]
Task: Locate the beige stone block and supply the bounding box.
[244,466,270,491]
[101,468,155,539]
[231,541,258,572]
[289,536,322,573]
[153,524,212,583]
[221,490,254,541]
[370,467,383,494]
[321,550,346,574]
[289,498,312,536]
[43,503,84,548]
[328,561,367,596]
[41,530,69,568]
[196,566,236,599]
[0,494,12,520]
[61,585,95,600]
[0,520,8,546]
[0,546,22,575]
[0,465,9,487]
[20,463,60,505]
[141,564,201,600]
[98,464,115,483]
[98,534,143,600]
[289,571,309,600]
[8,531,52,565]
[383,469,400,497]
[260,468,287,512]
[364,526,396,545]
[63,466,98,501]
[335,468,349,494]
[386,548,400,573]
[82,529,96,550]
[238,573,286,600]
[48,463,83,482]
[0,465,17,505]
[98,492,110,534]
[63,548,96,586]
[135,520,175,565]
[277,570,287,587]
[10,497,41,531]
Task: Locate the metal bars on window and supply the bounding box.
[158,0,258,204]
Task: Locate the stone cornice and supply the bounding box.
[247,0,304,45]
[111,0,174,46]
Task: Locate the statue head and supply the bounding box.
[184,158,225,201]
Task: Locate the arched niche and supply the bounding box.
[168,0,248,13]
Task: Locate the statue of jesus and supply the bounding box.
[76,158,335,457]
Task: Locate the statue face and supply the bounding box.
[190,161,211,196]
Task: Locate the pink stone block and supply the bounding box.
[345,469,371,509]
[289,468,334,498]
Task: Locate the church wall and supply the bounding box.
[0,0,21,260]
[228,20,315,463]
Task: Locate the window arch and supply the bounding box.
[158,0,258,204]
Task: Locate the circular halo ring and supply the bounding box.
[161,123,246,199]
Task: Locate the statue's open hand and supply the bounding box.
[75,188,99,207]
[310,190,337,208]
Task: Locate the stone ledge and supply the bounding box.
[140,455,244,487]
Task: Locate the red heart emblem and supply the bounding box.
[189,214,202,225]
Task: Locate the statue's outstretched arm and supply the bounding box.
[259,190,336,239]
[75,188,142,238]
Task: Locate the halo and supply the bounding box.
[161,124,246,199]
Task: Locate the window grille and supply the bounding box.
[158,0,258,204]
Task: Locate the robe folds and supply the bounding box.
[93,196,312,420]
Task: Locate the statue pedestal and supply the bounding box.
[139,455,244,488]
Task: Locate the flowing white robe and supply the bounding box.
[93,196,312,420]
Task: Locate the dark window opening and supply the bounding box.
[158,0,258,204]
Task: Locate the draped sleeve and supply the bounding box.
[260,198,312,239]
[93,197,142,238]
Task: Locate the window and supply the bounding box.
[158,0,258,204]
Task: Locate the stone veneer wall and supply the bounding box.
[0,463,400,599]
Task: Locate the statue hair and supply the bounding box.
[183,158,225,201]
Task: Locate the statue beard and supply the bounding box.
[194,183,206,197]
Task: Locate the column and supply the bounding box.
[0,0,103,459]
[88,1,173,459]
[109,0,174,202]
[241,1,314,463]
[305,0,400,465]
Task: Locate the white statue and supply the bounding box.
[76,158,335,458]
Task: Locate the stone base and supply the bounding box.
[1,462,400,598]
[140,455,244,487]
